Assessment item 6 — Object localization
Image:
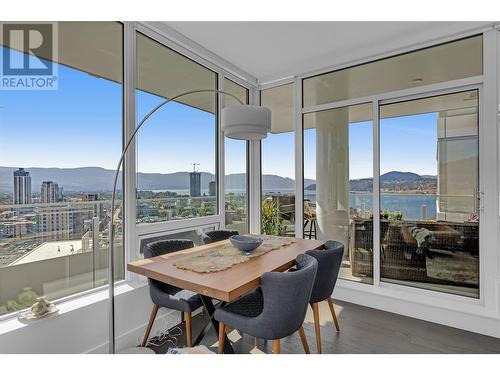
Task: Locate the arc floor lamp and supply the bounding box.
[108,89,271,353]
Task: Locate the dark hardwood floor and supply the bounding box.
[146,300,500,354]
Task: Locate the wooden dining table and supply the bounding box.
[127,236,324,353]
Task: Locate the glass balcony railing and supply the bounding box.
[0,200,124,317]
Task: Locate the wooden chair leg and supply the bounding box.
[272,339,281,354]
[218,322,226,354]
[184,311,192,347]
[327,298,340,332]
[298,326,310,354]
[312,302,322,353]
[142,304,159,347]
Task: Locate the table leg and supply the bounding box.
[192,296,234,354]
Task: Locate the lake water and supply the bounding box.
[143,188,437,221]
[304,191,437,221]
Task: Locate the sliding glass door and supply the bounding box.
[300,34,483,299]
[379,90,479,298]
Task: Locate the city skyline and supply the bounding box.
[1,164,436,199]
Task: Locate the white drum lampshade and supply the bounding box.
[221,105,271,140]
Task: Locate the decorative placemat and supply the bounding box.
[174,235,296,273]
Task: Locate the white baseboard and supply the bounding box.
[333,284,500,338]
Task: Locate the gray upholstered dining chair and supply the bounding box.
[141,239,203,348]
[306,240,344,353]
[202,229,239,244]
[214,253,318,354]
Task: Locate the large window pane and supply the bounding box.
[379,90,479,298]
[136,33,217,224]
[224,79,249,234]
[303,36,482,107]
[0,22,124,316]
[260,83,295,236]
[304,103,373,284]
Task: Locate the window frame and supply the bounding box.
[0,21,259,321]
[0,21,127,322]
[127,23,257,268]
[290,30,500,320]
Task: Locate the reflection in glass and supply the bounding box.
[379,90,479,298]
[303,103,373,284]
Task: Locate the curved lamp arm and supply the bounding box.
[108,89,244,353]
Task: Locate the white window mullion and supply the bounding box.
[294,77,304,239]
[249,87,262,234]
[123,22,138,271]
[372,100,381,287]
[479,29,499,311]
[218,74,225,230]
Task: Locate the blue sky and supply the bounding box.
[1,46,439,181]
[274,112,438,180]
[380,112,438,177]
[0,47,123,170]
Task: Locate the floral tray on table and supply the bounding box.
[174,235,296,273]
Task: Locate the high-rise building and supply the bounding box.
[41,181,60,203]
[209,181,216,197]
[190,171,201,197]
[13,168,31,205]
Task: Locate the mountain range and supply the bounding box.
[0,166,436,194]
[305,171,437,192]
[0,166,316,193]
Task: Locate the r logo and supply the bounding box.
[2,23,53,75]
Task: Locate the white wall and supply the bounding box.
[0,283,182,354]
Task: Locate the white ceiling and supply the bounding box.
[165,21,492,84]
